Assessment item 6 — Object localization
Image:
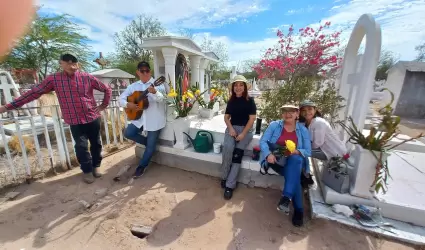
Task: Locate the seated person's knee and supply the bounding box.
[232,148,244,163]
[124,127,136,139]
[288,154,304,164]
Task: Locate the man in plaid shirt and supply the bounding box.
[0,53,112,184]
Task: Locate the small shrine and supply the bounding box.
[140,36,219,92]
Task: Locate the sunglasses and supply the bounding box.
[282,109,298,113]
[139,69,150,74]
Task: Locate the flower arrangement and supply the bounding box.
[167,75,200,119]
[197,88,222,109]
[339,89,424,194]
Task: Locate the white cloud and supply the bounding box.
[36,0,425,68]
[321,0,425,60]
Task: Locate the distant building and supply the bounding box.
[384,61,425,119]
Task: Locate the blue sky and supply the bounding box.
[37,0,425,68]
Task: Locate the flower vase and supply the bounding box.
[199,107,214,119]
[166,105,176,122]
[189,102,199,115]
[173,116,191,149]
[349,144,389,199]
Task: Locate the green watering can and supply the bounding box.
[183,130,214,153]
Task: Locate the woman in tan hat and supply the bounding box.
[221,75,257,200]
[259,104,311,227]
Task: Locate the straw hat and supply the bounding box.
[228,75,252,90]
[280,104,299,110]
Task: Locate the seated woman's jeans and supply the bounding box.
[266,154,304,213]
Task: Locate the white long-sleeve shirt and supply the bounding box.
[119,77,167,131]
[308,117,347,159]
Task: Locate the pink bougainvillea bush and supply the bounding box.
[254,22,342,80]
[255,22,345,123]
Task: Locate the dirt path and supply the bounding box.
[0,146,416,250]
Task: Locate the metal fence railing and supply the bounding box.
[0,102,129,187]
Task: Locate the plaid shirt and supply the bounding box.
[5,71,112,125]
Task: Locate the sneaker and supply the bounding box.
[133,167,145,179]
[83,173,95,184]
[224,187,233,200]
[292,210,304,227]
[277,196,291,214]
[221,180,226,189]
[92,167,102,178]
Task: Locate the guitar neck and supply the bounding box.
[137,84,154,102]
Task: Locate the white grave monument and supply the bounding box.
[337,14,381,143]
[315,14,425,230]
[0,71,32,117]
[139,36,220,149]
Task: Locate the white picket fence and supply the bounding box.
[0,101,129,186]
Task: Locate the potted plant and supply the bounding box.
[339,89,423,197]
[166,76,201,149]
[197,88,221,119]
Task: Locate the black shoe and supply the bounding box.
[277,196,291,215]
[224,187,233,200]
[301,173,314,189]
[292,210,304,227]
[221,180,226,189]
[133,167,145,179]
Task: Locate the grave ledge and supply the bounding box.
[309,162,425,245]
[309,156,425,245]
[135,143,284,190]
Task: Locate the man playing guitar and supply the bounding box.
[119,61,167,178]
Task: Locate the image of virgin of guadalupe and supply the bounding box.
[175,53,189,93]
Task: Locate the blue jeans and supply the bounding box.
[124,124,161,169]
[280,155,304,213]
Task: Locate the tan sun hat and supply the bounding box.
[280,104,299,110]
[228,75,252,90]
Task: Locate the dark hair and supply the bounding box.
[299,107,322,128]
[229,81,249,101]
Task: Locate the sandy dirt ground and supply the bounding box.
[0,146,419,250]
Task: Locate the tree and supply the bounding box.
[254,22,341,81]
[199,35,229,72]
[375,50,398,81]
[254,22,344,122]
[1,12,93,80]
[114,14,166,62]
[106,53,154,76]
[415,42,425,62]
[237,59,259,79]
[177,28,196,40]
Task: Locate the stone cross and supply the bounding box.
[336,14,382,144]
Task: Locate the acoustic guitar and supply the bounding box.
[124,76,166,121]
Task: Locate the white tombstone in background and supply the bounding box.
[253,78,259,91]
[336,14,382,199]
[0,71,32,117]
[230,66,237,80]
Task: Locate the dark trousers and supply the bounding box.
[70,118,102,174]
